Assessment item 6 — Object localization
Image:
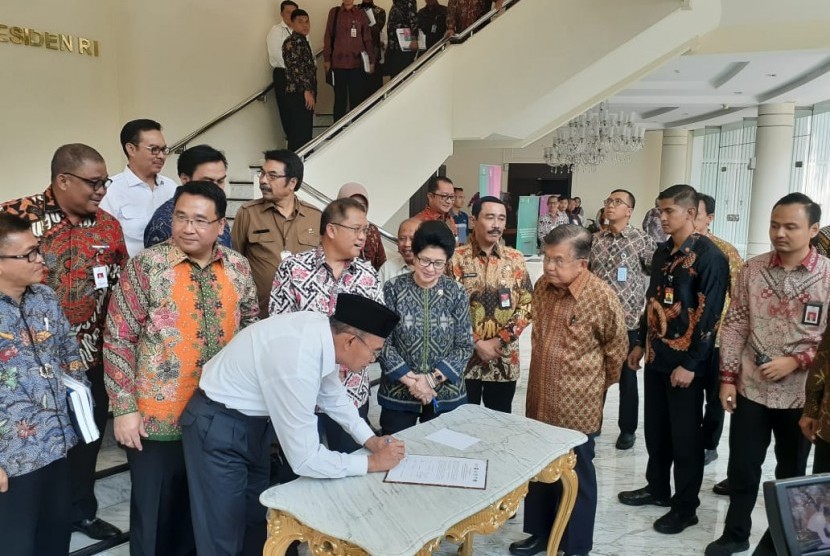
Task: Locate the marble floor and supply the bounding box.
[90,325,800,555]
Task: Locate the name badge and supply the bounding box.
[280,250,292,262]
[617,267,628,282]
[663,287,674,305]
[350,27,357,38]
[92,265,109,290]
[803,302,823,326]
[498,287,511,309]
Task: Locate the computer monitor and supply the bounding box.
[763,474,830,556]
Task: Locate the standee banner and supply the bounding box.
[516,196,540,256]
[478,164,502,198]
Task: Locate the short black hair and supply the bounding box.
[50,143,106,181]
[280,0,298,12]
[427,175,453,194]
[471,195,505,218]
[173,181,227,219]
[0,212,33,249]
[177,145,228,178]
[610,188,636,209]
[559,196,570,202]
[321,197,366,236]
[291,8,308,21]
[773,192,821,226]
[657,184,697,209]
[453,186,464,193]
[697,193,716,216]
[543,224,592,260]
[120,119,162,156]
[411,220,456,260]
[264,149,304,191]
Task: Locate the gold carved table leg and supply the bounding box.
[263,509,442,556]
[532,450,578,556]
[444,482,529,555]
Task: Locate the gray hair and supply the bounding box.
[542,224,592,259]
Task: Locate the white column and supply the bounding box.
[659,128,690,190]
[746,103,795,259]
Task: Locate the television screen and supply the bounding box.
[765,474,830,556]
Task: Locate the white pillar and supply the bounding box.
[659,128,690,190]
[746,103,795,259]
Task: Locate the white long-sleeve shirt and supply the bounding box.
[266,21,293,68]
[199,311,374,478]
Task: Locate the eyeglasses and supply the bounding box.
[354,334,382,361]
[255,170,288,182]
[172,214,222,230]
[430,193,455,201]
[331,222,370,235]
[0,246,41,263]
[62,172,112,192]
[416,256,446,270]
[603,198,631,208]
[542,255,584,268]
[137,144,171,156]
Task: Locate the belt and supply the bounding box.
[195,388,270,423]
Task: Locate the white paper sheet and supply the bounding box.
[425,428,481,450]
[385,455,487,489]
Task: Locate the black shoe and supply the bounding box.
[618,486,670,507]
[705,535,750,556]
[713,478,730,496]
[704,449,719,466]
[509,535,547,556]
[616,433,635,450]
[653,510,699,534]
[72,518,122,540]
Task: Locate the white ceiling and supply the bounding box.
[607,49,830,130]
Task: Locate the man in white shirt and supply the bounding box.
[378,217,420,286]
[100,119,178,256]
[267,0,298,140]
[181,293,405,556]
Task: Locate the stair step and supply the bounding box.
[227,182,255,199]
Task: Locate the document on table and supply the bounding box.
[424,428,480,450]
[384,455,488,490]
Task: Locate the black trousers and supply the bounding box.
[643,367,704,515]
[272,67,290,139]
[182,390,276,556]
[701,347,725,450]
[385,49,417,79]
[524,437,597,554]
[332,68,367,122]
[380,403,438,435]
[318,401,370,453]
[724,395,811,542]
[465,379,516,413]
[284,92,314,152]
[814,436,830,474]
[126,439,196,556]
[0,458,71,556]
[67,363,109,523]
[617,330,641,435]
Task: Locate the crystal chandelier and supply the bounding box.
[544,102,645,173]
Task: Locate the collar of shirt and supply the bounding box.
[544,267,590,299]
[420,206,450,222]
[163,240,225,268]
[123,165,164,189]
[259,195,305,218]
[311,245,358,274]
[600,223,635,239]
[0,285,32,308]
[659,232,697,258]
[469,233,502,258]
[770,247,819,272]
[42,185,98,227]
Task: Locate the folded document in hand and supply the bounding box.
[62,374,100,444]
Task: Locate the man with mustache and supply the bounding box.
[231,149,322,318]
[449,195,532,413]
[101,119,178,257]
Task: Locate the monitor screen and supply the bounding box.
[785,482,830,555]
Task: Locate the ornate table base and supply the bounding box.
[263,450,578,556]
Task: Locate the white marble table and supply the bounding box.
[260,404,586,556]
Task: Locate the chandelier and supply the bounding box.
[544,101,645,173]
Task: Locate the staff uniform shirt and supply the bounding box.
[447,0,496,32]
[269,246,382,407]
[452,210,469,244]
[708,233,743,346]
[324,5,375,70]
[527,271,628,434]
[284,32,318,95]
[358,2,387,63]
[723,248,830,409]
[817,225,830,257]
[414,206,458,237]
[231,196,321,317]
[589,224,656,331]
[449,237,532,382]
[377,274,474,413]
[266,20,293,69]
[361,223,387,271]
[104,241,259,440]
[537,211,569,243]
[804,324,830,443]
[418,2,448,48]
[378,252,412,286]
[101,166,177,256]
[386,0,418,56]
[0,285,87,477]
[1,186,128,370]
[144,196,231,249]
[639,233,729,375]
[200,312,374,478]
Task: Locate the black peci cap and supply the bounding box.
[333,293,400,338]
